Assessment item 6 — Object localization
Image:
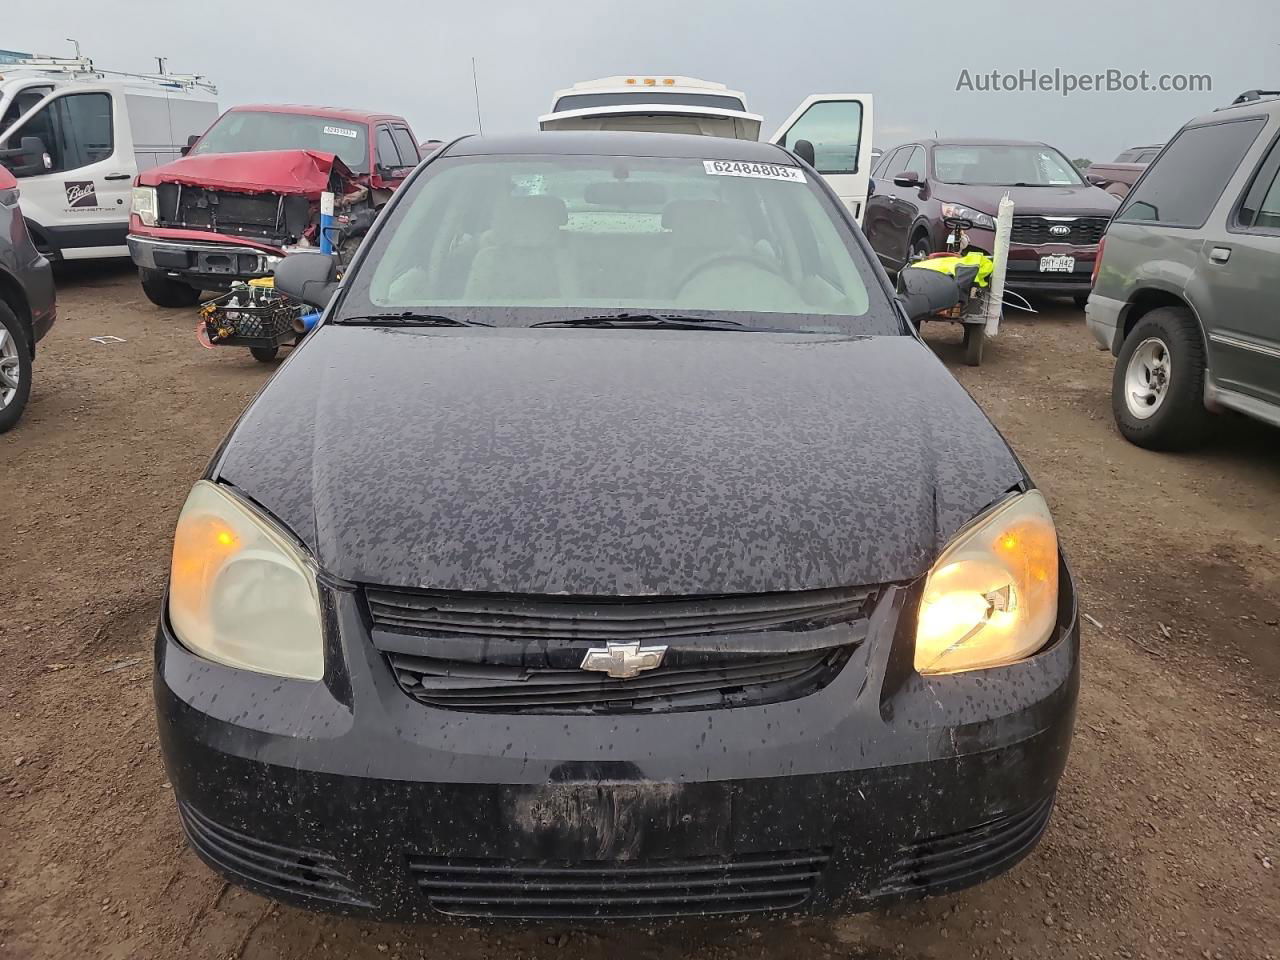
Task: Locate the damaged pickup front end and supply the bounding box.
[128,150,375,306]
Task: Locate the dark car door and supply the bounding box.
[865,147,907,264]
[888,145,929,262]
[1207,128,1280,406]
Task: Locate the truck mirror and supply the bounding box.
[793,139,816,166]
[181,133,200,156]
[274,252,340,310]
[0,136,53,177]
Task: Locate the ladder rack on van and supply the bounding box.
[0,55,218,95]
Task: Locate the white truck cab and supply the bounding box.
[0,55,219,260]
[540,77,874,222]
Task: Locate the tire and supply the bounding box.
[963,323,986,366]
[250,346,279,363]
[0,301,33,434]
[910,233,932,262]
[139,268,201,308]
[1111,305,1212,450]
[1073,293,1090,310]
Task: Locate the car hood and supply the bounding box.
[938,182,1120,218]
[136,149,357,196]
[214,327,1025,596]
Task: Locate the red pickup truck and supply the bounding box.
[1084,144,1164,200]
[128,104,421,307]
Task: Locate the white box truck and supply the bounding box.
[0,54,218,260]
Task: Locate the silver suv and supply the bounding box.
[1087,89,1280,450]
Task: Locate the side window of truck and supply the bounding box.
[376,126,403,171]
[0,87,53,131]
[1117,119,1264,228]
[1236,134,1280,233]
[3,91,113,175]
[391,126,419,166]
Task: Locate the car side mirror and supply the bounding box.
[0,136,52,177]
[274,252,340,310]
[793,139,816,167]
[180,134,200,157]
[893,171,922,188]
[896,265,960,321]
[1086,174,1107,187]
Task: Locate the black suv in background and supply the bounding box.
[866,138,1119,305]
[0,164,56,432]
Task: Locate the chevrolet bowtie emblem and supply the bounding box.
[579,641,668,679]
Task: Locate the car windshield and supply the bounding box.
[192,111,369,172]
[343,153,898,334]
[934,145,1083,186]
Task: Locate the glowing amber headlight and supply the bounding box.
[915,491,1059,674]
[169,481,324,681]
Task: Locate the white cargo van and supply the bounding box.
[540,77,874,222]
[0,55,218,260]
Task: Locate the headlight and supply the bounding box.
[131,185,157,226]
[915,491,1059,675]
[169,481,324,680]
[940,202,996,231]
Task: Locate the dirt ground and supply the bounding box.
[2,261,1278,960]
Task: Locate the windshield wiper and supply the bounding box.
[333,312,490,327]
[532,313,744,329]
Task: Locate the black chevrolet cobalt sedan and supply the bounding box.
[156,132,1078,922]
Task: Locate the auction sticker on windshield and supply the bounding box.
[703,160,806,182]
[323,126,359,139]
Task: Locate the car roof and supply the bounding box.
[1202,97,1280,121]
[228,104,405,124]
[441,131,797,163]
[914,137,1051,148]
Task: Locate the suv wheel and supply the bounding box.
[139,268,201,308]
[0,301,33,433]
[1111,305,1212,450]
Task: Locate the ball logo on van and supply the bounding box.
[65,181,98,209]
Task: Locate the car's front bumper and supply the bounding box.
[963,229,1098,295]
[155,569,1079,923]
[128,234,283,289]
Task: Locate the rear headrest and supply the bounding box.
[490,195,569,246]
[661,199,741,247]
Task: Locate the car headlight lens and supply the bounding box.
[915,490,1059,674]
[940,202,996,231]
[169,481,324,680]
[131,185,157,226]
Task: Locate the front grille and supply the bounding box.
[366,584,872,640]
[366,585,874,714]
[386,646,850,712]
[1010,216,1107,245]
[875,794,1055,896]
[156,183,310,243]
[178,802,369,907]
[407,850,829,919]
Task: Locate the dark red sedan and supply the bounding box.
[866,138,1119,306]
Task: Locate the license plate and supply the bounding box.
[1040,255,1075,273]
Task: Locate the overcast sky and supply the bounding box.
[7,0,1274,161]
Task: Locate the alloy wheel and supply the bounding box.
[0,326,22,409]
[1123,336,1171,419]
